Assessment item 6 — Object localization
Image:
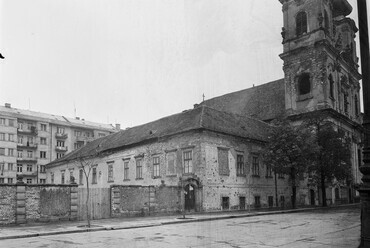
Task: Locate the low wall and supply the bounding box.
[0,183,78,225]
[111,185,182,217]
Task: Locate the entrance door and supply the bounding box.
[310,189,315,206]
[185,184,195,211]
[239,197,246,210]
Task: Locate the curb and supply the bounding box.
[0,204,359,241]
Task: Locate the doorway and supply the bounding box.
[310,189,315,206]
[184,184,195,211]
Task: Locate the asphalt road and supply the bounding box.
[1,207,360,248]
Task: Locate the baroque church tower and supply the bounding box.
[279,0,363,200]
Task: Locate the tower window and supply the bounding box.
[298,73,311,95]
[296,11,308,36]
[329,74,334,98]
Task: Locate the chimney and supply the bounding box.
[5,103,11,108]
[115,124,121,130]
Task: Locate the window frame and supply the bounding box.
[152,156,160,178]
[107,162,114,182]
[136,158,143,179]
[252,155,260,177]
[296,11,308,36]
[236,154,245,176]
[183,150,193,174]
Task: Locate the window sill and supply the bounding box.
[135,178,144,180]
[152,176,161,179]
[297,93,313,102]
[123,179,130,182]
[107,180,114,183]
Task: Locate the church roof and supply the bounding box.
[48,106,270,166]
[200,79,286,121]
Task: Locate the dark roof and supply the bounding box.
[48,106,270,166]
[200,79,286,121]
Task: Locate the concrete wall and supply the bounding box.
[0,184,77,225]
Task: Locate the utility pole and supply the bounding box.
[357,0,370,247]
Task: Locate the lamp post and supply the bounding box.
[357,0,370,247]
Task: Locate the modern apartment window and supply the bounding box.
[0,118,5,125]
[166,152,176,175]
[18,122,23,129]
[61,171,65,184]
[266,164,273,178]
[18,135,23,144]
[0,148,5,156]
[57,127,65,134]
[8,134,14,142]
[17,164,23,172]
[0,178,4,184]
[218,148,229,176]
[222,197,230,210]
[8,163,13,171]
[108,162,114,182]
[57,140,65,147]
[40,137,47,145]
[8,119,15,127]
[252,156,260,176]
[0,163,4,172]
[26,178,32,184]
[79,169,84,185]
[8,178,13,184]
[153,156,160,177]
[40,124,47,131]
[74,130,82,137]
[136,159,143,179]
[8,148,14,157]
[296,11,307,36]
[27,164,33,172]
[0,133,5,141]
[40,151,46,159]
[92,167,97,184]
[123,160,129,180]
[40,179,46,184]
[50,173,54,184]
[57,153,64,159]
[40,165,46,173]
[27,123,33,130]
[27,151,33,158]
[98,133,105,137]
[183,150,193,174]
[27,137,33,144]
[236,154,245,176]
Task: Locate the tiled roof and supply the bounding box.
[200,79,286,121]
[0,105,116,131]
[48,106,271,166]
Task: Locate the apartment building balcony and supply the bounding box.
[17,127,37,135]
[17,143,38,150]
[17,157,37,163]
[17,171,38,177]
[55,146,68,152]
[55,133,68,139]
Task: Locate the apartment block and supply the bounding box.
[0,103,118,184]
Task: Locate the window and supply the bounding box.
[98,133,106,137]
[57,153,64,159]
[8,178,13,184]
[8,163,13,171]
[344,93,349,114]
[236,154,245,176]
[51,173,54,184]
[8,119,15,127]
[329,74,334,99]
[57,127,65,134]
[40,137,47,145]
[27,136,33,144]
[355,95,359,116]
[79,169,84,185]
[324,10,329,32]
[27,164,33,172]
[153,156,160,177]
[18,135,23,144]
[0,148,5,155]
[296,11,307,36]
[239,196,246,210]
[0,178,5,184]
[40,124,47,131]
[298,73,311,95]
[266,164,273,178]
[26,178,32,184]
[27,151,33,158]
[0,118,5,125]
[358,149,362,167]
[252,156,260,176]
[61,171,65,184]
[40,165,46,173]
[268,196,274,208]
[222,197,230,210]
[8,134,14,142]
[0,163,4,171]
[40,151,46,159]
[18,150,23,158]
[218,148,229,175]
[123,160,129,180]
[7,148,14,157]
[92,167,97,184]
[166,152,176,175]
[69,170,74,182]
[17,164,23,172]
[40,179,46,184]
[0,133,5,141]
[74,130,82,137]
[183,150,193,174]
[254,195,261,208]
[108,162,114,182]
[57,140,65,147]
[136,159,143,179]
[74,141,84,150]
[18,122,23,129]
[278,172,285,179]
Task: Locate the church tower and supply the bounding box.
[279,0,361,121]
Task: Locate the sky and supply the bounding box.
[0,0,366,129]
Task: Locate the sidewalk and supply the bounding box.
[0,204,359,241]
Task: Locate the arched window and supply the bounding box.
[298,73,311,95]
[329,74,334,98]
[324,10,330,32]
[296,11,308,36]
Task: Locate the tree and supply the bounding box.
[304,113,352,207]
[262,118,315,209]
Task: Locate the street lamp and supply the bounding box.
[357,0,370,247]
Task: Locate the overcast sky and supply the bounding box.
[0,0,365,128]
